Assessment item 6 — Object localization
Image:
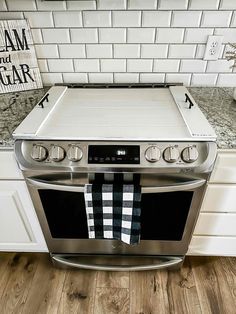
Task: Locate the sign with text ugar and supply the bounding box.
[0,19,42,94]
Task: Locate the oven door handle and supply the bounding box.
[51,254,184,271]
[26,177,205,193]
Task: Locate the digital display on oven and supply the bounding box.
[88,145,140,164]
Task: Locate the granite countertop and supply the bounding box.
[0,86,235,150]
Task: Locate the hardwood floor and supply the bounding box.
[0,253,235,314]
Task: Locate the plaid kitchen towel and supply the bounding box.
[84,182,141,245]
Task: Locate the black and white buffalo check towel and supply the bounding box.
[84,183,141,245]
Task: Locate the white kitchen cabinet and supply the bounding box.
[0,150,48,252]
[188,149,236,256]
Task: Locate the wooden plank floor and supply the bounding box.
[0,253,235,314]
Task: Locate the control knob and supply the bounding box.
[49,145,65,162]
[182,146,199,163]
[163,146,179,163]
[31,145,47,161]
[67,145,83,162]
[145,146,161,163]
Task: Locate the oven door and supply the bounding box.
[26,173,205,259]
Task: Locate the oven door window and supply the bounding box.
[39,190,193,241]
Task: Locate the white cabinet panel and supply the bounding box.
[188,236,236,256]
[0,190,31,243]
[201,184,236,213]
[0,150,23,179]
[0,181,48,252]
[210,150,236,183]
[194,213,236,236]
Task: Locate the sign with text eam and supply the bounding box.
[0,19,42,94]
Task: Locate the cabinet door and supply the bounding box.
[210,150,236,183]
[0,181,48,252]
[0,150,23,179]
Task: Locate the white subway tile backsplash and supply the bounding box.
[184,28,214,43]
[41,73,63,85]
[86,44,112,58]
[166,73,191,85]
[38,59,48,72]
[36,0,66,11]
[63,73,88,83]
[114,44,140,58]
[127,59,153,72]
[89,73,113,83]
[6,0,36,11]
[220,0,236,10]
[189,0,220,10]
[153,60,180,72]
[215,28,236,42]
[0,12,24,19]
[128,0,157,10]
[31,29,43,44]
[140,73,165,83]
[99,28,126,43]
[141,44,168,58]
[67,1,96,10]
[142,11,171,27]
[157,29,184,43]
[2,1,235,87]
[0,1,7,11]
[71,29,98,43]
[83,11,111,27]
[217,74,236,86]
[112,11,141,27]
[207,60,233,72]
[42,29,70,44]
[35,44,59,59]
[101,59,126,72]
[114,73,139,83]
[59,44,85,58]
[180,60,207,72]
[74,59,100,72]
[171,11,202,27]
[48,59,74,72]
[201,11,232,27]
[191,74,218,86]
[24,12,54,28]
[158,0,188,10]
[53,12,82,27]
[97,0,126,10]
[128,28,156,43]
[168,45,196,58]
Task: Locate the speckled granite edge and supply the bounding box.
[0,86,235,150]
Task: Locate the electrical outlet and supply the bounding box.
[204,35,223,61]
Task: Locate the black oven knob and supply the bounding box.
[163,146,179,163]
[31,145,47,161]
[67,145,83,162]
[145,146,161,162]
[182,146,199,163]
[49,145,65,162]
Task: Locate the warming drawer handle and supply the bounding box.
[51,254,183,271]
[26,178,205,193]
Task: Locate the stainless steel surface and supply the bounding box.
[163,146,180,163]
[26,176,206,193]
[51,254,184,271]
[182,146,199,163]
[145,145,161,162]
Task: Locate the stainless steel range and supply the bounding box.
[13,84,217,271]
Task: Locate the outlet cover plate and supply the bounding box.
[204,35,223,61]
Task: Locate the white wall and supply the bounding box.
[1,0,236,86]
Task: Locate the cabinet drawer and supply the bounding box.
[201,184,236,213]
[0,150,23,179]
[194,213,236,236]
[210,150,236,183]
[188,236,236,256]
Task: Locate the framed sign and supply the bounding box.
[0,19,42,94]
